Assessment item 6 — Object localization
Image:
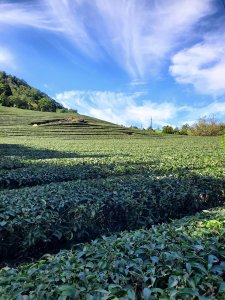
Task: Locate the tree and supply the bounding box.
[38,98,56,112]
[180,124,190,135]
[173,127,180,135]
[8,95,29,109]
[0,83,12,96]
[68,108,78,113]
[0,93,10,106]
[162,125,174,134]
[0,71,6,79]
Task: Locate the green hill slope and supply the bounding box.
[0,71,156,138]
[0,71,72,112]
[0,106,152,138]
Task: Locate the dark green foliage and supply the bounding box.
[0,81,12,107]
[55,107,77,114]
[162,125,174,134]
[0,71,71,112]
[68,109,78,113]
[57,108,70,113]
[0,174,224,259]
[0,207,225,299]
[0,82,12,96]
[38,97,57,112]
[130,125,139,129]
[173,127,180,135]
[0,93,9,106]
[180,124,190,135]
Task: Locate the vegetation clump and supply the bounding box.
[189,117,225,136]
[162,118,225,136]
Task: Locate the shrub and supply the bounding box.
[190,117,225,136]
[162,125,174,134]
[56,108,68,113]
[173,127,180,135]
[180,124,190,135]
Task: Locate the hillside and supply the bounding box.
[0,71,72,112]
[0,106,151,138]
[0,72,156,138]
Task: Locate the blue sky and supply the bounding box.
[0,0,225,128]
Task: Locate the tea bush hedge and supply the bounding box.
[0,206,225,299]
[1,174,225,259]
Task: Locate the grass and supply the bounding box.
[0,106,225,299]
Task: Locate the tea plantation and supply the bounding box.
[0,106,225,299]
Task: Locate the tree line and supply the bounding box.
[162,117,225,136]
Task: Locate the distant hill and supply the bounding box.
[0,71,76,113]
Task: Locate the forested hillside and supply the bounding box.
[0,71,74,113]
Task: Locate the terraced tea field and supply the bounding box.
[0,106,151,139]
[0,106,225,299]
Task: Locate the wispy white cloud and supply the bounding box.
[56,90,176,128]
[0,46,15,70]
[56,89,225,128]
[170,33,225,96]
[129,79,147,86]
[46,0,214,77]
[0,2,61,31]
[0,0,214,77]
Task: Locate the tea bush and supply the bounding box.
[0,206,225,299]
[0,174,225,259]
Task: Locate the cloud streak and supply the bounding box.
[44,0,215,77]
[0,2,61,31]
[0,0,214,78]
